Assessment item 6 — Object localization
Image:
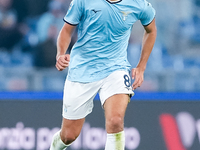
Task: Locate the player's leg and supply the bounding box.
[50,79,102,149]
[104,94,129,133]
[104,94,129,150]
[99,70,134,150]
[50,118,85,150]
[60,118,85,144]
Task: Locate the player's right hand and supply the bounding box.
[55,54,70,71]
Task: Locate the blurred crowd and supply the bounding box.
[0,0,75,68]
[0,0,200,91]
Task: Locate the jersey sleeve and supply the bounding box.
[63,0,83,25]
[139,0,156,26]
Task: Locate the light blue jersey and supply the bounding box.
[64,0,155,82]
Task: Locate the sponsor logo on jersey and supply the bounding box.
[91,9,101,13]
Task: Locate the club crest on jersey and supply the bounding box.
[120,11,132,21]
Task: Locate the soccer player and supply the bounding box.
[50,0,157,149]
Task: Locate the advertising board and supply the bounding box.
[0,92,200,150]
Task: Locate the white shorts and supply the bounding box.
[62,70,134,120]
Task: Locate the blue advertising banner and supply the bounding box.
[0,92,200,150]
[1,92,200,100]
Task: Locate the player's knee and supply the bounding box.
[60,132,77,145]
[107,115,124,132]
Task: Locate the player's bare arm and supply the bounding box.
[132,18,157,90]
[56,23,76,71]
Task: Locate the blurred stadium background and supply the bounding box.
[0,0,200,150]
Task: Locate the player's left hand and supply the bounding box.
[131,67,144,90]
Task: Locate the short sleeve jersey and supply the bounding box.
[64,0,155,83]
